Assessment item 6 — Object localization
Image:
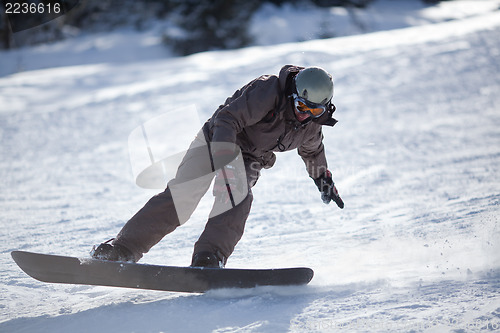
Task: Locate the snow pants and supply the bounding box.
[113,130,262,263]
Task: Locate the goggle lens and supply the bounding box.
[295,100,325,117]
[293,94,332,118]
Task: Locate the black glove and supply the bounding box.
[213,165,238,204]
[313,170,344,209]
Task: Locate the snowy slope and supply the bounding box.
[1,7,500,333]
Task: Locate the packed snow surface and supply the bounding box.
[1,1,500,332]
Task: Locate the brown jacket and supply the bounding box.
[203,65,331,179]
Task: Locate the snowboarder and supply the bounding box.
[91,65,344,268]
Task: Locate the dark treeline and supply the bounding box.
[1,0,451,54]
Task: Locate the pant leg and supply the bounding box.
[193,158,262,262]
[113,187,180,261]
[113,131,215,261]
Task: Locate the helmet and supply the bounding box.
[294,67,333,105]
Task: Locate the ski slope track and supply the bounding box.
[1,10,500,333]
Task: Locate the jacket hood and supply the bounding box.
[278,65,303,125]
[278,65,304,92]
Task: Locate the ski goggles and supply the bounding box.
[293,93,335,118]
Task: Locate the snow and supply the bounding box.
[1,1,500,332]
[251,0,500,46]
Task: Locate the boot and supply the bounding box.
[191,251,225,268]
[91,239,136,262]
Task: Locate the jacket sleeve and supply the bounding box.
[211,75,281,144]
[298,127,328,179]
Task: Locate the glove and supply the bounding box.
[213,165,237,205]
[210,146,245,205]
[313,170,344,209]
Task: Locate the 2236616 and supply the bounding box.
[5,2,61,14]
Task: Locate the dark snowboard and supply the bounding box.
[11,251,314,293]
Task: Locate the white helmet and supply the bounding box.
[294,66,334,105]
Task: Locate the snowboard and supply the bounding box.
[11,251,314,293]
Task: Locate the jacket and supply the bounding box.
[203,65,332,179]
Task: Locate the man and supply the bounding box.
[91,65,344,268]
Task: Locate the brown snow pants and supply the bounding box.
[113,130,261,263]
